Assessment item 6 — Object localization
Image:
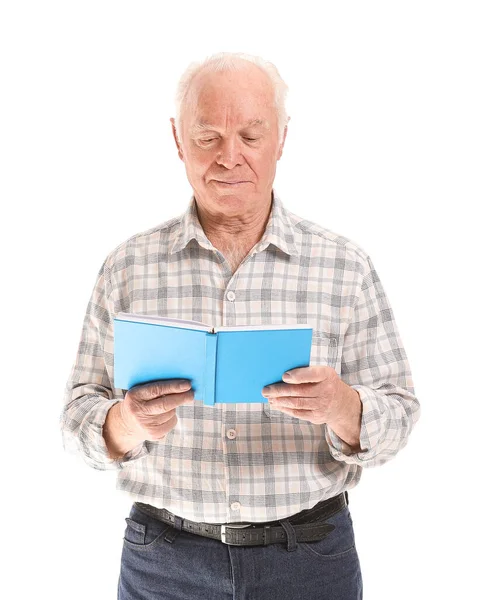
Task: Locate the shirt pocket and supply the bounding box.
[310,331,340,373]
[263,331,340,421]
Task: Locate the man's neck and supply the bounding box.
[195,194,273,250]
[194,193,273,274]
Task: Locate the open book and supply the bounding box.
[113,313,313,405]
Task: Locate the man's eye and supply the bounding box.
[198,137,258,144]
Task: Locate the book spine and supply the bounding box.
[203,333,217,405]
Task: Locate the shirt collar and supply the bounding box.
[170,188,299,257]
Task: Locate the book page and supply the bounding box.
[115,312,212,332]
[215,323,312,332]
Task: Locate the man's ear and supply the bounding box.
[170,118,184,161]
[277,117,290,160]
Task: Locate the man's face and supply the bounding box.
[172,65,287,219]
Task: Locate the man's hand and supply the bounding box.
[103,379,193,459]
[121,379,194,442]
[262,366,363,451]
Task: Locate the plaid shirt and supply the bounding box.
[60,190,420,524]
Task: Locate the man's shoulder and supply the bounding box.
[102,214,182,269]
[285,208,370,263]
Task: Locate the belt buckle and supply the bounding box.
[220,522,252,545]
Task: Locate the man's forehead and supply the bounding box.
[190,118,270,133]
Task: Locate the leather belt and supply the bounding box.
[134,492,347,547]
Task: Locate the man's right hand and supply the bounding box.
[103,379,193,459]
[121,379,194,442]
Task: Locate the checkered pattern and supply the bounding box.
[60,190,420,524]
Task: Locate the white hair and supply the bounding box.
[173,52,289,145]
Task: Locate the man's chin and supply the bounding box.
[211,195,247,213]
[194,184,265,213]
[208,186,251,204]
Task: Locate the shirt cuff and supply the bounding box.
[77,400,150,470]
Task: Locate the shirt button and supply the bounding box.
[226,291,236,302]
[226,429,237,440]
[231,502,241,511]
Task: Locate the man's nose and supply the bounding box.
[215,137,244,169]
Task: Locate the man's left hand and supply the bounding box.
[261,366,363,450]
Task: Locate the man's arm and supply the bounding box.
[60,259,149,470]
[325,254,421,466]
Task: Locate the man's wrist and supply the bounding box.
[327,382,363,452]
[103,402,143,460]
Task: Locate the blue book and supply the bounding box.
[113,313,313,405]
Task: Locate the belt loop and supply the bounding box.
[279,519,298,552]
[164,516,183,544]
[164,527,180,544]
[345,490,349,505]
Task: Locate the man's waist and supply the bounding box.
[133,492,349,547]
[135,491,349,529]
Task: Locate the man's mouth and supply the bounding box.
[213,180,247,185]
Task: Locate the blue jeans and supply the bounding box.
[118,502,363,599]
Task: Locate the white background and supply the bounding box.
[1,1,477,598]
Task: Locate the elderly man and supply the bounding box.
[61,52,420,600]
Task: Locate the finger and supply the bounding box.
[262,382,318,398]
[269,405,321,422]
[269,396,316,410]
[144,413,178,440]
[141,390,194,414]
[282,366,330,384]
[139,405,178,422]
[129,379,192,401]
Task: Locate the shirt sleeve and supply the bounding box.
[325,254,421,467]
[59,259,150,471]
